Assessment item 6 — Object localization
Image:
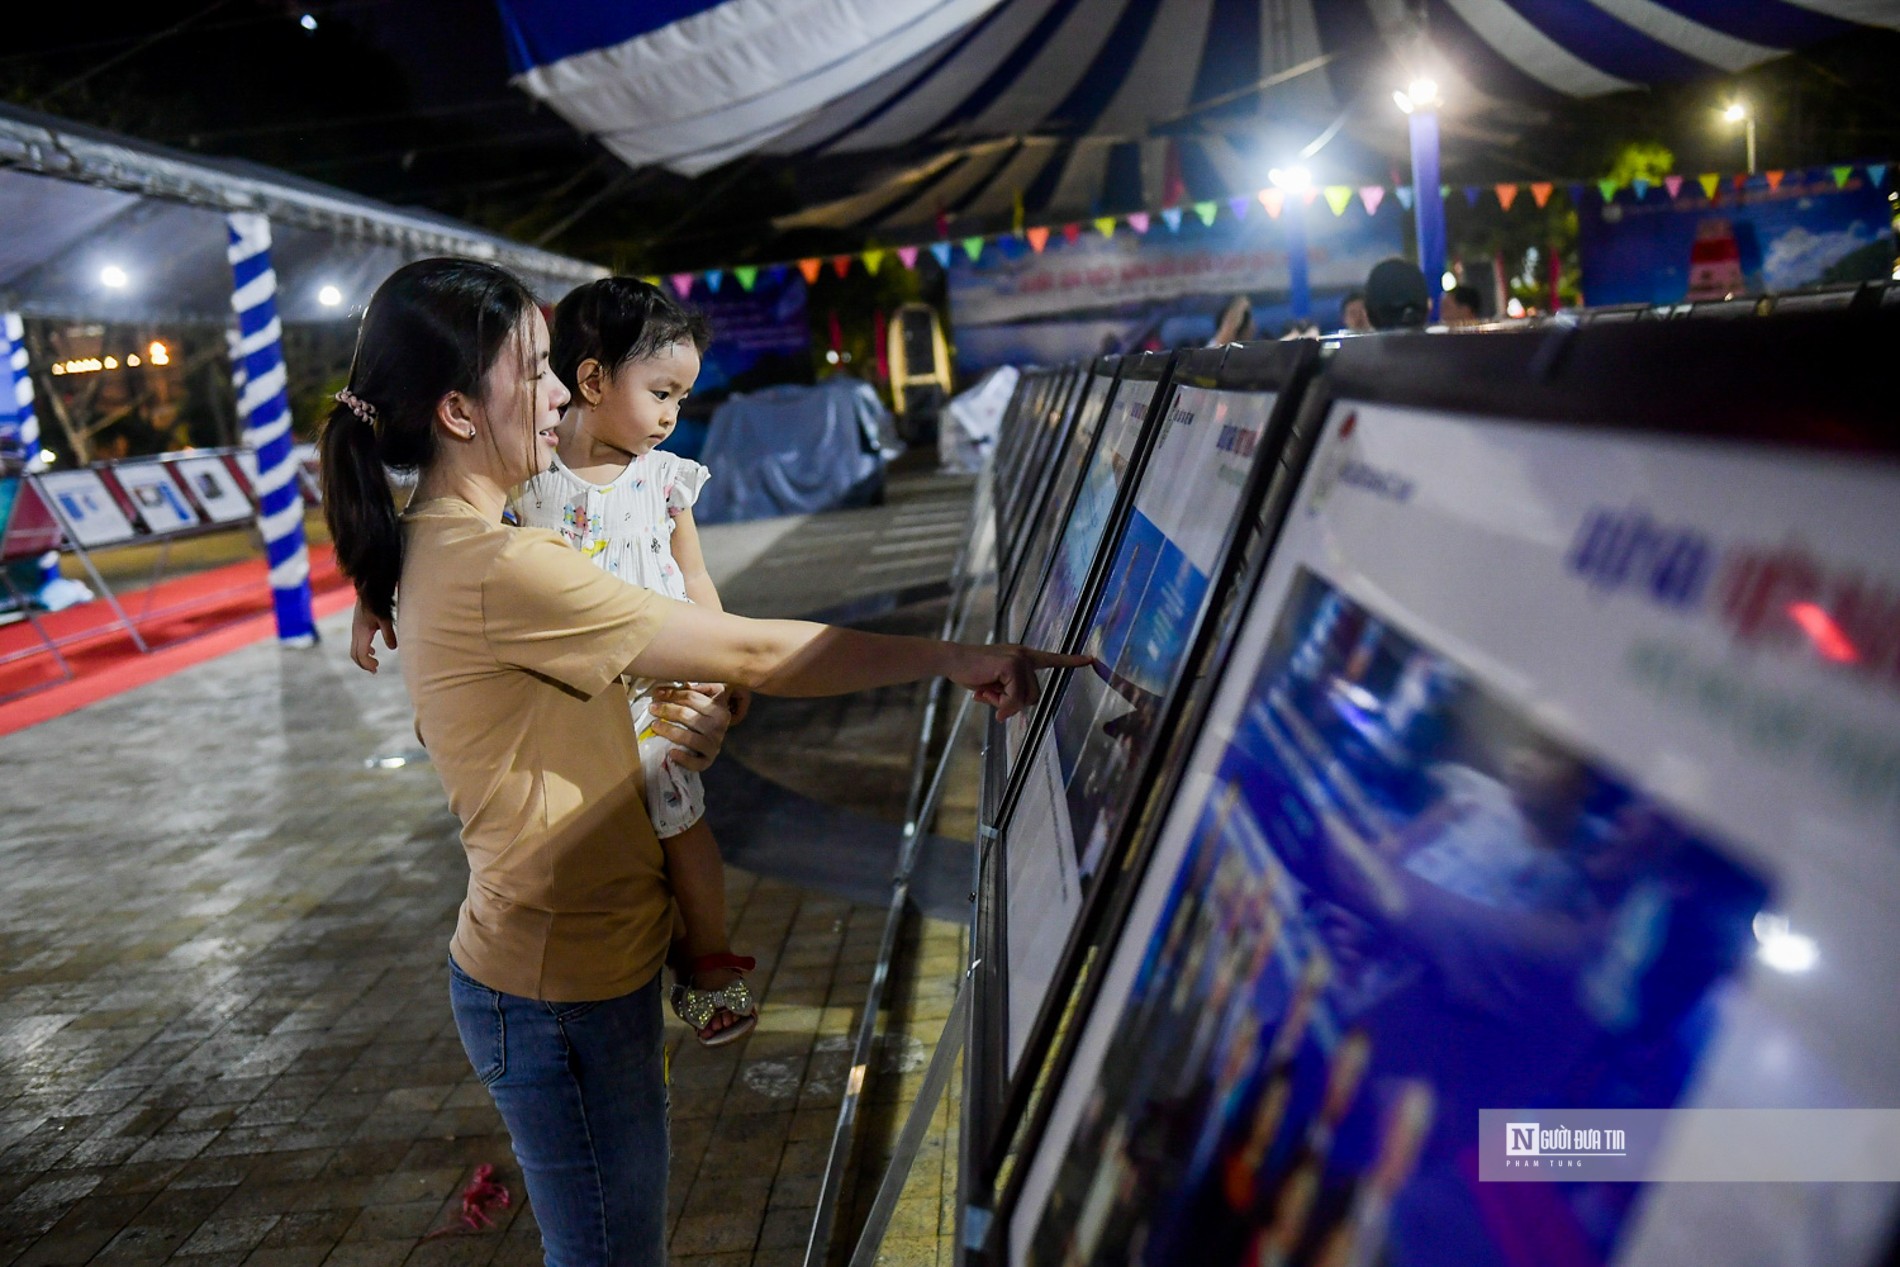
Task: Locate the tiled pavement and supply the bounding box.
[0,474,982,1267]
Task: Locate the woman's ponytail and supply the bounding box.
[319,398,402,622]
[316,258,538,624]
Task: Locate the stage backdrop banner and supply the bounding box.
[689,268,813,398]
[949,208,1404,372]
[1578,171,1893,306]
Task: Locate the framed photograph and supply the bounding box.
[34,469,137,549]
[1004,313,1900,1267]
[111,462,200,536]
[171,455,255,525]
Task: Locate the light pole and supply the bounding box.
[1395,77,1446,321]
[1270,165,1313,321]
[1724,101,1757,174]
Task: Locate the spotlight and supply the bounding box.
[300,13,318,31]
[1441,270,1458,291]
[1268,165,1312,191]
[1394,78,1440,114]
[318,285,343,307]
[148,341,170,365]
[1753,913,1818,974]
[100,265,128,289]
[1722,101,1747,123]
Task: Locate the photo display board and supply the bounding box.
[35,470,137,548]
[1001,367,1083,548]
[1007,314,1900,1267]
[998,350,1304,1080]
[172,454,254,524]
[1004,356,1169,767]
[112,463,199,535]
[996,370,1059,540]
[1001,363,1118,642]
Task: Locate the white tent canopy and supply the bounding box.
[0,101,604,325]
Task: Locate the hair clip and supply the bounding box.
[335,388,378,430]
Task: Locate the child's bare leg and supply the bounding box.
[663,817,747,1035]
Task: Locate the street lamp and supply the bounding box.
[1269,166,1314,319]
[1723,100,1756,174]
[1397,76,1447,320]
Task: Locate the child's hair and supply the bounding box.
[550,277,712,396]
[319,257,540,622]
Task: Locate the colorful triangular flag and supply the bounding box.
[1094,216,1117,238]
[1698,173,1719,200]
[1596,178,1619,202]
[796,259,821,285]
[1395,185,1414,210]
[1832,165,1854,188]
[1359,186,1385,215]
[1463,186,1481,207]
[962,235,985,262]
[1663,174,1683,199]
[1126,212,1150,234]
[1733,173,1748,191]
[896,245,919,270]
[831,255,852,279]
[1025,226,1050,253]
[1765,170,1784,191]
[1227,196,1250,220]
[640,275,661,289]
[1301,188,1320,207]
[1193,200,1218,226]
[669,273,694,299]
[1258,188,1285,219]
[1160,206,1183,233]
[1531,181,1553,208]
[1631,178,1650,200]
[1495,183,1518,212]
[1062,222,1082,244]
[862,249,885,275]
[734,266,758,292]
[1324,186,1353,216]
[929,242,952,269]
[704,269,723,292]
[1868,163,1888,187]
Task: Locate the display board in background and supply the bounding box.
[112,463,198,535]
[1000,363,1118,639]
[683,267,814,398]
[172,455,254,524]
[36,470,137,548]
[1578,170,1891,306]
[1006,315,1900,1267]
[998,366,1082,551]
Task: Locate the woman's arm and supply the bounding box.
[629,601,1085,720]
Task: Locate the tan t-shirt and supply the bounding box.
[397,498,676,1002]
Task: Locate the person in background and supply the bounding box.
[1339,291,1373,333]
[1364,260,1432,332]
[1441,284,1484,327]
[1211,295,1257,345]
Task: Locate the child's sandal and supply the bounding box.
[670,953,758,1048]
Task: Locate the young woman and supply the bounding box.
[321,258,1078,1267]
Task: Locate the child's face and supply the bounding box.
[582,339,701,457]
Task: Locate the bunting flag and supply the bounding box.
[670,273,695,298]
[1871,163,1889,187]
[1698,173,1719,199]
[1765,170,1785,191]
[1531,182,1553,208]
[1012,189,1025,238]
[1094,216,1117,238]
[1569,183,1586,204]
[1359,186,1385,215]
[797,258,822,284]
[1832,165,1854,187]
[705,269,724,292]
[1126,211,1151,234]
[1323,186,1353,216]
[1663,174,1683,199]
[1464,186,1482,207]
[929,241,953,269]
[962,235,985,261]
[1596,179,1619,202]
[1227,195,1250,220]
[831,255,853,278]
[1193,200,1218,226]
[642,275,662,289]
[1025,226,1050,253]
[862,249,885,275]
[897,245,919,270]
[1160,206,1183,232]
[1631,178,1650,200]
[1395,185,1414,210]
[1258,188,1285,219]
[1300,188,1320,208]
[1733,173,1748,191]
[1062,222,1082,244]
[1495,183,1518,212]
[734,265,758,291]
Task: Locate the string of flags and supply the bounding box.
[653,160,1893,298]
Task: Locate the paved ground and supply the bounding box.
[0,471,982,1267]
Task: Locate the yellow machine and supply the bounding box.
[886,303,952,443]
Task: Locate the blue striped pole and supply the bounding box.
[226,213,317,646]
[3,312,59,588]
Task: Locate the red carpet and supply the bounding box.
[0,545,356,736]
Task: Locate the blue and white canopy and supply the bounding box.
[498,0,1897,233]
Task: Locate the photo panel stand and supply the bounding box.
[965,341,1324,1258]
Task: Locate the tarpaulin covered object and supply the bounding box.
[694,377,891,524]
[940,364,1018,473]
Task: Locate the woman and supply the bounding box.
[321,258,1077,1266]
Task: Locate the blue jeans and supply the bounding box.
[448,955,669,1266]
